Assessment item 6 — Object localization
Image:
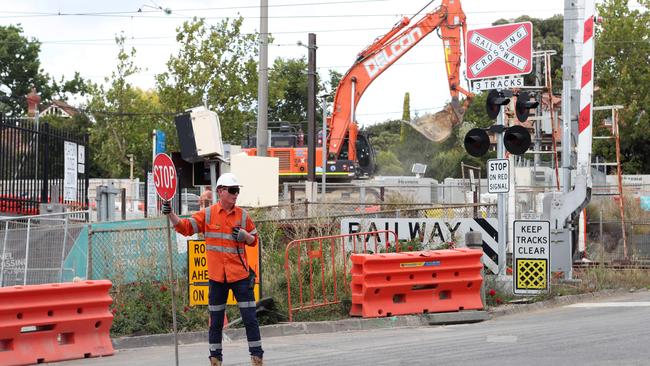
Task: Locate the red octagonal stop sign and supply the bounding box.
[153,153,177,201]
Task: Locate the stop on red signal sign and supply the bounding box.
[153,153,177,201]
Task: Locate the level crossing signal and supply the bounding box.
[515,91,540,122]
[463,89,536,157]
[464,128,490,157]
[486,89,510,119]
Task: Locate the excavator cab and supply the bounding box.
[356,132,375,177]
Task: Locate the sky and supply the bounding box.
[0,0,566,126]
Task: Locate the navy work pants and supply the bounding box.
[208,278,263,361]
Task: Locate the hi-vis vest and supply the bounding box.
[175,202,257,283]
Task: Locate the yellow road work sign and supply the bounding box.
[187,239,260,306]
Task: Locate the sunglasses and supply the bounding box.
[224,186,240,195]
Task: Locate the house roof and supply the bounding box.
[40,100,79,117]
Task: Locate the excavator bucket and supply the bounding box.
[406,98,469,142]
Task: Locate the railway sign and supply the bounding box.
[487,159,509,193]
[466,22,533,80]
[153,153,177,201]
[513,220,550,295]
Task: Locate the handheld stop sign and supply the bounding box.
[153,153,177,201]
[153,152,180,363]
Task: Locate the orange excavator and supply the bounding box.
[245,0,472,180]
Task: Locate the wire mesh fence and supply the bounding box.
[0,212,87,286]
[87,217,185,285]
[82,202,495,287]
[252,202,497,222]
[585,194,650,263]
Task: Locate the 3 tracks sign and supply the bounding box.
[466,22,533,80]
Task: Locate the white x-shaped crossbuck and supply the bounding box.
[469,25,529,77]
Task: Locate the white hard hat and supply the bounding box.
[216,172,241,187]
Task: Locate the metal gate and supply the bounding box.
[0,212,87,286]
[0,116,89,214]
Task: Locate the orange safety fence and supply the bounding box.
[350,248,483,318]
[0,280,114,365]
[284,230,398,322]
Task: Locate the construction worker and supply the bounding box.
[163,172,264,366]
[199,186,213,209]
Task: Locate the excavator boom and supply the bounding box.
[327,0,472,164]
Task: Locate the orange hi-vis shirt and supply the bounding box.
[174,202,258,283]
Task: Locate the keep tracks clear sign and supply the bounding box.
[513,220,550,295]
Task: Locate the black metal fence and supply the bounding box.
[0,116,89,215]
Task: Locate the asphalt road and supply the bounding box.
[52,290,650,366]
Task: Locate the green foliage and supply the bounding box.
[87,35,170,178]
[0,25,47,115]
[0,25,90,115]
[326,70,343,102]
[111,280,208,337]
[594,0,650,174]
[400,92,410,142]
[156,17,259,144]
[376,150,405,176]
[268,57,311,123]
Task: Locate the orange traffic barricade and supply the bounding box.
[0,280,114,365]
[350,249,483,318]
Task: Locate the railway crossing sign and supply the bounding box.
[466,22,533,80]
[153,153,177,201]
[513,220,550,295]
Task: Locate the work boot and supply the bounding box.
[251,355,263,366]
[209,356,222,366]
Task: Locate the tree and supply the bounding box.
[326,70,342,102]
[88,35,169,178]
[268,57,310,123]
[156,17,258,144]
[594,0,650,174]
[400,92,410,142]
[0,25,49,115]
[376,150,405,176]
[0,25,90,115]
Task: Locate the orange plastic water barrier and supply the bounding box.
[285,230,398,322]
[350,249,483,318]
[0,280,114,365]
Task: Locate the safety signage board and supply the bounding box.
[340,217,500,274]
[187,240,260,306]
[466,22,533,80]
[472,77,523,93]
[487,159,509,193]
[513,220,550,295]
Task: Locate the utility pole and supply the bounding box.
[256,0,269,157]
[303,33,318,208]
[534,44,542,168]
[307,33,317,183]
[320,95,329,201]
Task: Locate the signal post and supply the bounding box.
[463,22,540,288]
